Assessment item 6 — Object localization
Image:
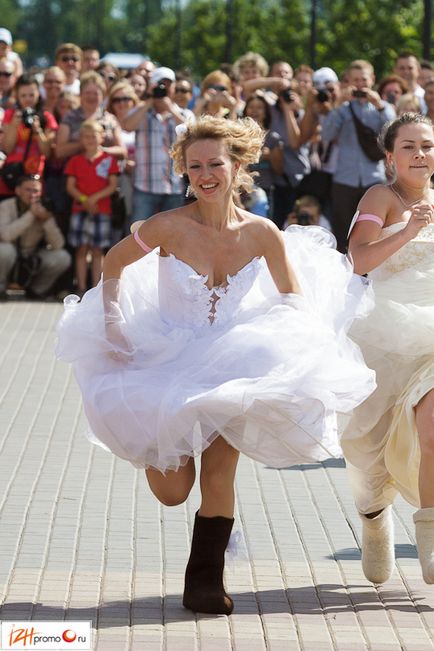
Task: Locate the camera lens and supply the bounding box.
[296,212,312,226]
[280,89,294,103]
[152,83,167,99]
[316,88,330,103]
[21,107,36,128]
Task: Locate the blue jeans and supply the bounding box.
[131,190,183,223]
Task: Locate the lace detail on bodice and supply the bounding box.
[369,223,434,279]
[158,254,261,331]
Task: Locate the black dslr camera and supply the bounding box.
[152,83,167,98]
[316,88,331,103]
[21,107,37,128]
[296,211,313,226]
[279,89,296,103]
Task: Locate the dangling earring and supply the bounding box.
[185,184,195,198]
[386,159,396,181]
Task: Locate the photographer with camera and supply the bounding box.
[295,67,341,216]
[122,66,188,221]
[193,70,237,120]
[284,194,332,231]
[0,173,71,300]
[321,60,395,252]
[267,80,310,228]
[0,74,58,201]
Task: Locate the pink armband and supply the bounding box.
[347,210,384,238]
[133,229,153,253]
[356,213,384,227]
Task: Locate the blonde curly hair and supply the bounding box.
[171,115,265,194]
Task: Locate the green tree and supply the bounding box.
[147,0,309,76]
[316,0,424,78]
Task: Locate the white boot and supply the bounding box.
[413,507,434,584]
[360,506,395,584]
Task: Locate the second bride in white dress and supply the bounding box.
[342,112,434,586]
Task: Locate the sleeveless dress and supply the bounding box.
[341,222,434,508]
[56,226,376,472]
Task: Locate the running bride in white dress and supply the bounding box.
[342,112,434,586]
[56,115,375,614]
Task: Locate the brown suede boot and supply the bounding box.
[183,512,234,615]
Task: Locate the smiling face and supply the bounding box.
[395,56,420,84]
[130,74,147,98]
[17,83,39,109]
[110,89,134,119]
[186,138,239,202]
[80,82,104,111]
[348,67,374,90]
[389,122,434,186]
[80,127,103,154]
[244,97,266,126]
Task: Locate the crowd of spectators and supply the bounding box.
[0,25,431,301]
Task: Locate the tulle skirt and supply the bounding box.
[342,263,434,507]
[56,226,376,472]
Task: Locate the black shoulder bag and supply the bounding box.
[1,131,33,190]
[349,103,384,162]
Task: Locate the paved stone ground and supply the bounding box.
[0,301,433,651]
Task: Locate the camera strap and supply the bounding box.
[22,131,33,168]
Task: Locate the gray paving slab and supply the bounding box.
[0,302,433,650]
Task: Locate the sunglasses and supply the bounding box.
[111,96,133,103]
[175,87,191,93]
[61,55,80,63]
[100,72,116,81]
[0,71,12,78]
[45,78,62,84]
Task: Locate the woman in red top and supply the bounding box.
[0,74,58,198]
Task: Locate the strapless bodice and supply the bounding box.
[158,253,262,331]
[369,222,434,280]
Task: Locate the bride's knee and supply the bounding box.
[145,462,195,506]
[417,391,434,455]
[152,488,190,507]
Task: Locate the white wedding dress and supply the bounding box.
[56,226,376,472]
[342,222,434,510]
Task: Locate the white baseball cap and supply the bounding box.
[150,66,176,85]
[312,67,338,88]
[0,28,12,46]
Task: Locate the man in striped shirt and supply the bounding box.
[123,67,188,221]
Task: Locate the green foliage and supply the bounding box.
[0,0,429,79]
[316,0,424,78]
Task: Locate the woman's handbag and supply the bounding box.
[1,162,26,190]
[349,103,384,162]
[11,251,42,289]
[111,189,127,229]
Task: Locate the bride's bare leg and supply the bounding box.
[145,457,196,506]
[199,435,240,517]
[416,389,434,507]
[414,389,434,583]
[183,436,240,615]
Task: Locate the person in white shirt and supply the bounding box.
[394,52,426,113]
[55,43,82,96]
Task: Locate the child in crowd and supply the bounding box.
[284,195,332,230]
[65,120,119,295]
[55,91,80,122]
